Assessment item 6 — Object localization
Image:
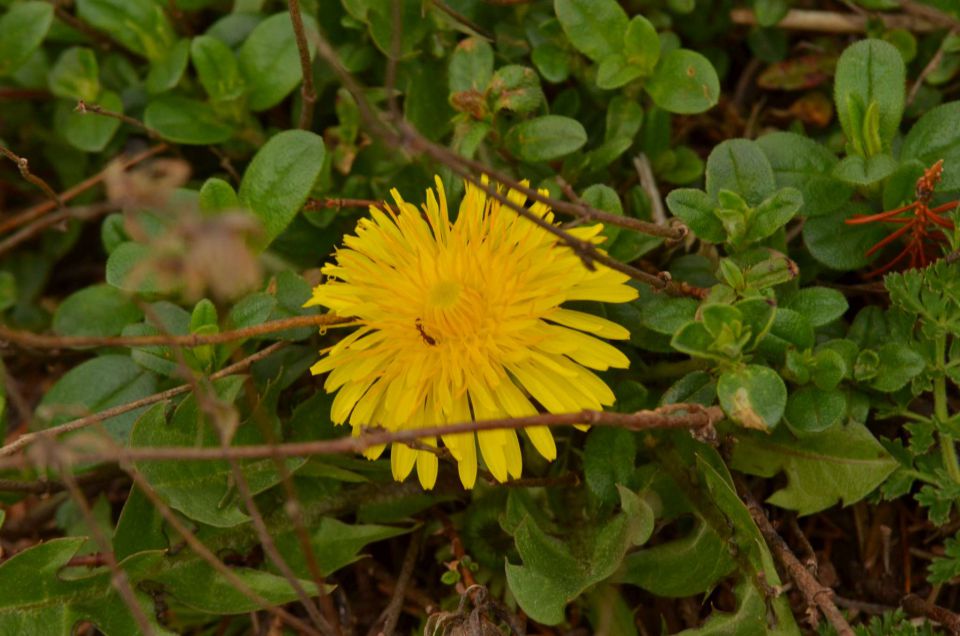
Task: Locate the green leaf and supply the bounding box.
[448,36,493,93]
[623,15,660,74]
[199,177,239,213]
[505,487,654,625]
[0,538,170,636]
[834,39,905,153]
[705,139,776,205]
[783,287,848,327]
[622,520,735,597]
[77,0,176,61]
[238,129,326,246]
[56,90,123,153]
[0,271,17,312]
[105,242,179,295]
[53,284,142,341]
[149,554,322,614]
[146,38,190,94]
[239,11,317,111]
[665,188,725,243]
[490,65,544,114]
[584,427,637,506]
[131,377,306,527]
[756,131,852,217]
[718,364,787,430]
[37,355,157,442]
[275,517,410,578]
[833,153,897,186]
[803,204,890,271]
[730,422,898,515]
[130,385,252,527]
[48,47,100,102]
[554,0,628,63]
[596,54,645,90]
[671,322,732,362]
[0,2,53,77]
[144,95,235,144]
[504,115,587,162]
[872,342,926,392]
[785,386,846,433]
[645,49,720,115]
[746,186,802,242]
[928,534,960,585]
[901,101,960,191]
[113,486,167,560]
[191,35,246,102]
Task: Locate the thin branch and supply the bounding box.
[309,26,698,299]
[729,8,940,32]
[736,479,854,636]
[907,27,960,108]
[0,144,168,236]
[0,342,287,459]
[431,0,494,39]
[0,202,119,258]
[385,0,402,119]
[58,462,156,635]
[237,376,342,634]
[76,100,161,138]
[121,460,324,636]
[901,593,960,634]
[305,197,396,213]
[374,529,422,636]
[288,0,317,130]
[633,154,668,227]
[0,314,345,350]
[4,404,723,468]
[0,146,62,207]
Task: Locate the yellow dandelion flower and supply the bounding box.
[306,176,638,489]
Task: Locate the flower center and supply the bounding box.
[428,280,462,309]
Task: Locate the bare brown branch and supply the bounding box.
[730,7,940,32]
[0,146,62,208]
[736,478,854,636]
[0,342,287,459]
[288,0,317,129]
[2,404,723,469]
[0,144,168,236]
[0,314,345,350]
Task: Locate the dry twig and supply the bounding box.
[736,479,854,636]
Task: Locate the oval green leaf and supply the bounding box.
[504,115,587,162]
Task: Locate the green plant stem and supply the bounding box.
[934,332,960,484]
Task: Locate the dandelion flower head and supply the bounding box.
[306,176,638,489]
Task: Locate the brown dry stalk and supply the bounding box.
[0,145,62,207]
[288,0,317,129]
[736,479,854,636]
[0,314,345,350]
[3,405,722,468]
[0,144,168,235]
[729,8,940,33]
[0,342,287,459]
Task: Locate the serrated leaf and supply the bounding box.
[0,539,171,636]
[730,422,898,515]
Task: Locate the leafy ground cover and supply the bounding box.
[2,0,960,634]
